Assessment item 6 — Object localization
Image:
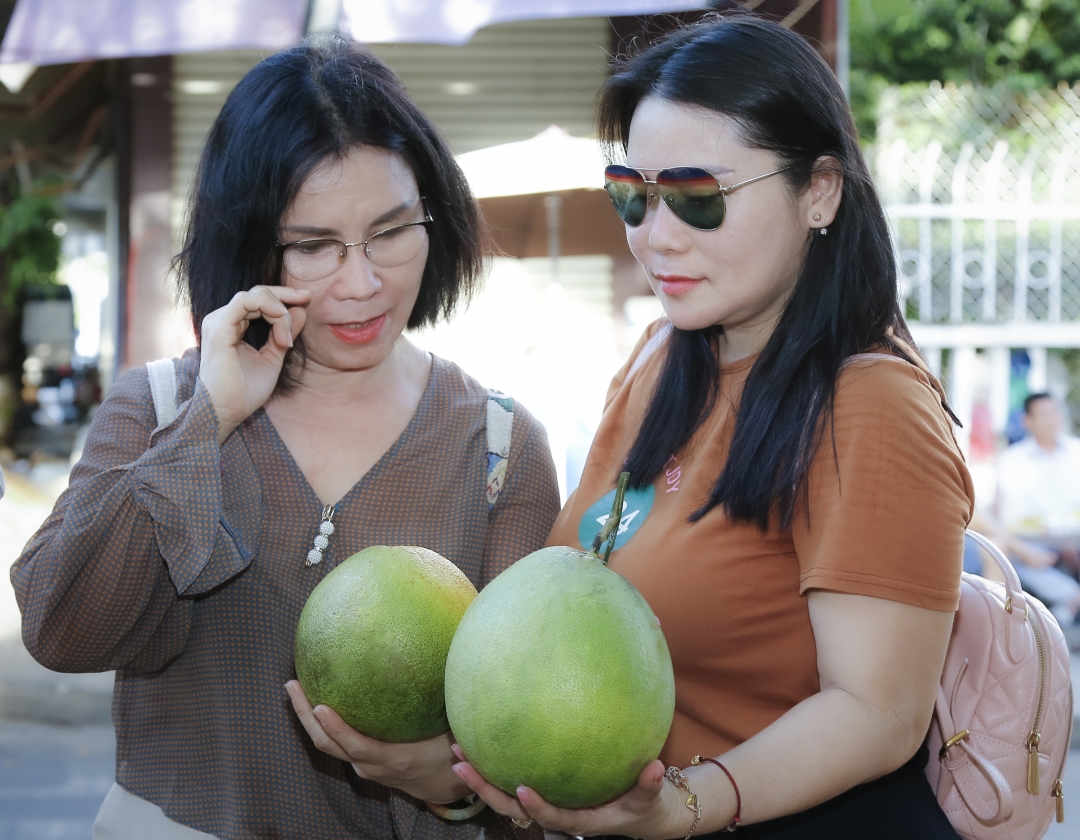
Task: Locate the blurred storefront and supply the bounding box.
[0,0,844,484]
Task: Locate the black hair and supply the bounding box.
[598,14,929,531]
[174,34,484,384]
[1024,392,1054,414]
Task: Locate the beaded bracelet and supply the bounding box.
[691,755,742,832]
[664,766,702,840]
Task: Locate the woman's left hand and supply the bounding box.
[451,747,687,840]
[285,680,470,803]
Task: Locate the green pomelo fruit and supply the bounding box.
[295,545,477,742]
[444,545,675,808]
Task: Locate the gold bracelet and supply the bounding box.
[665,766,702,840]
[425,794,487,820]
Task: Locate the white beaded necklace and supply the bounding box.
[305,505,336,566]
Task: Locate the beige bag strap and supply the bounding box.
[145,358,178,431]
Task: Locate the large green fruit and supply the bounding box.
[294,545,477,742]
[444,545,675,808]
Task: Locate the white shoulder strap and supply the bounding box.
[146,358,178,430]
[845,352,905,365]
[485,389,514,509]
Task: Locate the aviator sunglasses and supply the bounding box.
[604,164,792,231]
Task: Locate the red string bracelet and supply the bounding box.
[691,755,742,832]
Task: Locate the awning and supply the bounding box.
[0,0,708,66]
[458,126,630,259]
[457,125,606,199]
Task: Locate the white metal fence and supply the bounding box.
[871,82,1080,449]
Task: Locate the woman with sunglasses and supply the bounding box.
[13,35,559,840]
[453,14,971,840]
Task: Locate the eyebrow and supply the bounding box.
[279,199,418,239]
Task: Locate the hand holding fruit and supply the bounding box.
[452,748,692,839]
[286,680,470,803]
[198,285,309,445]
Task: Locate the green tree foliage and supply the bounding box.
[850,0,1080,141]
[0,184,62,311]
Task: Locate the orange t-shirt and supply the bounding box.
[546,320,974,767]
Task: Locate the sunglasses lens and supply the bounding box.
[604,165,649,226]
[657,167,726,230]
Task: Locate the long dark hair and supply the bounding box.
[599,14,923,531]
[175,34,484,374]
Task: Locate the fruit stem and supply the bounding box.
[591,471,630,565]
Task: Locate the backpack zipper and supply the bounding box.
[1052,684,1073,823]
[1026,604,1050,795]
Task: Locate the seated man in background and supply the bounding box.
[988,392,1080,625]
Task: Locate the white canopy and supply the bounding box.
[457,125,607,199]
[0,0,708,66]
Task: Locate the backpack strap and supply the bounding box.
[485,389,514,509]
[146,358,179,431]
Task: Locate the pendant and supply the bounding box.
[305,505,335,566]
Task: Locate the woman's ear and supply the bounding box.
[806,156,843,231]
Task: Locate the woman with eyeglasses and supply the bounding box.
[12,35,559,840]
[453,15,971,840]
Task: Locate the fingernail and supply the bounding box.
[452,763,465,778]
[517,787,531,804]
[284,682,293,694]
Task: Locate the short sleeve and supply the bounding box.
[791,358,974,612]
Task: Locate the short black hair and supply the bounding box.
[174,34,484,367]
[1024,392,1054,414]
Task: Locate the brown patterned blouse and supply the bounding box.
[12,348,561,840]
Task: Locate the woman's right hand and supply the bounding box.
[198,285,310,445]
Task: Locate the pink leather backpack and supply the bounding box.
[926,529,1073,838]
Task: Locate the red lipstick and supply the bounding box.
[328,314,386,345]
[657,275,702,295]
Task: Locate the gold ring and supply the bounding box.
[512,818,534,829]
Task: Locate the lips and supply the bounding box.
[656,275,703,296]
[328,314,386,345]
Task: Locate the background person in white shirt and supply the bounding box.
[994,392,1080,624]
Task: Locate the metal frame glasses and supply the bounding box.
[276,198,433,281]
[604,165,792,231]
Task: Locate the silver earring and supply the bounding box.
[820,227,828,236]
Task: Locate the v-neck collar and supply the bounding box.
[246,355,442,513]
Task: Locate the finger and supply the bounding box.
[284,681,352,763]
[635,760,667,797]
[312,704,382,765]
[513,786,589,834]
[287,305,307,342]
[270,309,294,350]
[255,284,312,305]
[268,303,307,350]
[452,761,533,822]
[515,760,667,837]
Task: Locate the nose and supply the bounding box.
[640,193,691,255]
[332,244,381,301]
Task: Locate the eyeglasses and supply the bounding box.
[276,198,433,281]
[603,165,791,231]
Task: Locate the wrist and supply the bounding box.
[425,793,486,820]
[690,757,741,833]
[663,766,702,840]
